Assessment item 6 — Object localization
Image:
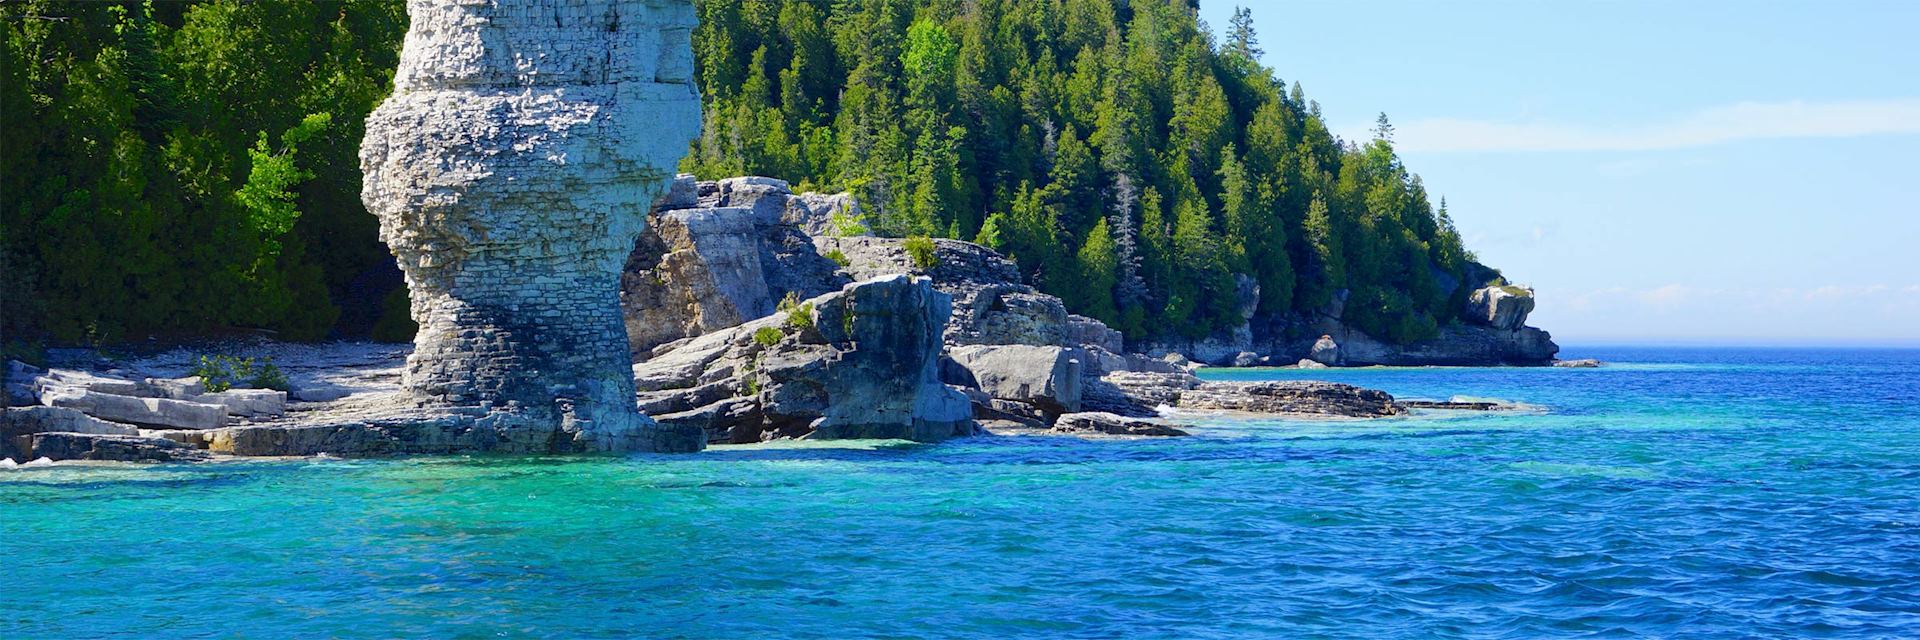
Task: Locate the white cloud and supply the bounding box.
[1387,98,1920,153]
[1638,284,1695,306]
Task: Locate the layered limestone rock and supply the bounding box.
[359,0,705,452]
[633,276,974,444]
[1261,272,1559,366]
[942,345,1084,417]
[825,236,1076,348]
[622,176,849,358]
[1465,285,1537,330]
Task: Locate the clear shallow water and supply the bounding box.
[5,347,1919,638]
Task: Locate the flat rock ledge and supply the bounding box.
[1052,412,1191,438]
[1085,372,1405,419]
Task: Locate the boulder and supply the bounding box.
[28,432,211,463]
[1065,315,1125,354]
[826,236,1076,348]
[40,388,226,430]
[1296,359,1329,370]
[623,180,850,358]
[197,389,287,418]
[788,191,868,238]
[633,275,975,444]
[1465,285,1536,330]
[1309,335,1341,366]
[659,173,699,210]
[1053,412,1190,437]
[944,345,1084,416]
[144,377,206,400]
[1232,352,1261,368]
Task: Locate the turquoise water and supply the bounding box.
[5,347,1918,638]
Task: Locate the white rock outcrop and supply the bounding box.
[359,0,705,452]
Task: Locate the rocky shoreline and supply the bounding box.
[2,175,1549,464]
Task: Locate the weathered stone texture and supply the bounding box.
[621,177,849,358]
[359,0,705,452]
[631,276,975,444]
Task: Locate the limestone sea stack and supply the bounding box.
[359,0,704,453]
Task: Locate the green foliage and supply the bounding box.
[904,235,939,269]
[824,248,851,267]
[2,0,407,345]
[681,0,1495,346]
[190,354,289,392]
[369,286,417,343]
[4,0,1507,351]
[827,205,868,238]
[778,292,815,331]
[752,326,784,347]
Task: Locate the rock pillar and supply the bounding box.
[359,0,704,452]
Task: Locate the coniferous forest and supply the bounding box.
[3,0,1490,348]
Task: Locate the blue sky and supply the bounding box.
[1200,1,1920,346]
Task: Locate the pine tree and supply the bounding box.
[1226,7,1262,61]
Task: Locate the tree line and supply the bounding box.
[2,0,409,346]
[686,0,1486,343]
[3,0,1495,349]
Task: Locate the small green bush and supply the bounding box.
[904,235,938,269]
[753,326,784,347]
[778,293,815,331]
[828,205,868,238]
[824,248,851,267]
[191,354,290,392]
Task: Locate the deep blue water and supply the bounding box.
[4,347,1918,638]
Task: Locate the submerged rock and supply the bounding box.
[1554,359,1604,368]
[1083,373,1403,419]
[1178,381,1403,418]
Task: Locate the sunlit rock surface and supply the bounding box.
[358,0,704,453]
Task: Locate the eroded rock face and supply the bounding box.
[1466,286,1536,330]
[633,276,974,444]
[943,345,1084,417]
[826,236,1076,348]
[359,0,704,453]
[621,176,849,358]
